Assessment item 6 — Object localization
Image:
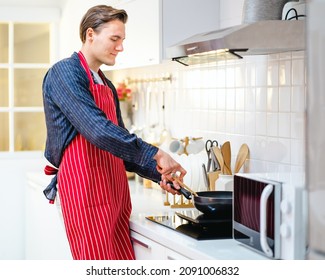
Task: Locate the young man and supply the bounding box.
[42,5,186,260]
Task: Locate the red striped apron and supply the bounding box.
[57,52,135,260]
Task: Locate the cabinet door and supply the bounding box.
[165,247,190,260]
[111,0,220,68]
[219,0,245,29]
[162,0,220,59]
[25,180,72,259]
[114,0,161,69]
[131,231,165,259]
[131,231,190,260]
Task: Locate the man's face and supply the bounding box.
[89,19,125,66]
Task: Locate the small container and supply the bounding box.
[208,171,221,191]
[143,178,152,188]
[215,175,234,191]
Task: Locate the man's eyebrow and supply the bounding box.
[111,35,124,39]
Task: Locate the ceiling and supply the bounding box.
[0,0,66,8]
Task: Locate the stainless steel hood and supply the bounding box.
[166,20,305,66]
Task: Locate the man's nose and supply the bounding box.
[116,43,124,52]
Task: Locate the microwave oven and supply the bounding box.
[233,173,307,259]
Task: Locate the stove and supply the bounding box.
[146,209,233,240]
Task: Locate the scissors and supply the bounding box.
[205,140,219,172]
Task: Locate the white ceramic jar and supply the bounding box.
[215,174,234,191]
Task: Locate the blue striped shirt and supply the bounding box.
[42,52,160,201]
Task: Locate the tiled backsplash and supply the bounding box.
[109,51,306,174]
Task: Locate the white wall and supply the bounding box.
[109,50,306,175]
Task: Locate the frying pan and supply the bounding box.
[160,181,232,217]
[193,191,232,217]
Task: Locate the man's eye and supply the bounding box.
[111,37,118,42]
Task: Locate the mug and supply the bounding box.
[169,140,184,155]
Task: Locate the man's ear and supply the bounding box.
[86,28,94,42]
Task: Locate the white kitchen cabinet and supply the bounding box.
[131,230,190,260]
[25,176,72,260]
[164,247,191,260]
[113,0,161,69]
[219,0,245,29]
[111,0,220,69]
[161,0,220,60]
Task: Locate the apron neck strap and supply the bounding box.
[78,51,94,86]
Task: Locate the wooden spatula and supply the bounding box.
[234,144,249,173]
[171,174,198,197]
[221,141,232,175]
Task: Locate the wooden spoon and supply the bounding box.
[221,141,232,175]
[234,144,249,173]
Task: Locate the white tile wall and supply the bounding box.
[108,51,306,174]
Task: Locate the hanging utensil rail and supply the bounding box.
[124,74,172,85]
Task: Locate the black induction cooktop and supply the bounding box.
[146,210,233,240]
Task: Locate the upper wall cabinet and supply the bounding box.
[111,0,220,69]
[161,0,220,61]
[219,0,245,29]
[113,0,161,69]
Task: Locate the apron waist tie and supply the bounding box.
[43,165,59,204]
[44,165,59,175]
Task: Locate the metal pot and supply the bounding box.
[242,0,299,23]
[193,191,232,217]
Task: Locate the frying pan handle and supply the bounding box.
[157,181,192,200]
[260,184,274,258]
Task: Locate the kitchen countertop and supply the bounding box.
[27,172,268,260]
[128,178,268,260]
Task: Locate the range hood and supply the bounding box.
[166,20,305,66]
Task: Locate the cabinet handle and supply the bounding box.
[131,237,151,249]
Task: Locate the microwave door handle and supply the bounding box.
[260,184,274,258]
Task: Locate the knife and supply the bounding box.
[202,163,209,189]
[210,148,220,171]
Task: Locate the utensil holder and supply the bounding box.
[208,170,221,191]
[170,194,194,208]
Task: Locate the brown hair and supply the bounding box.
[79,5,128,43]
